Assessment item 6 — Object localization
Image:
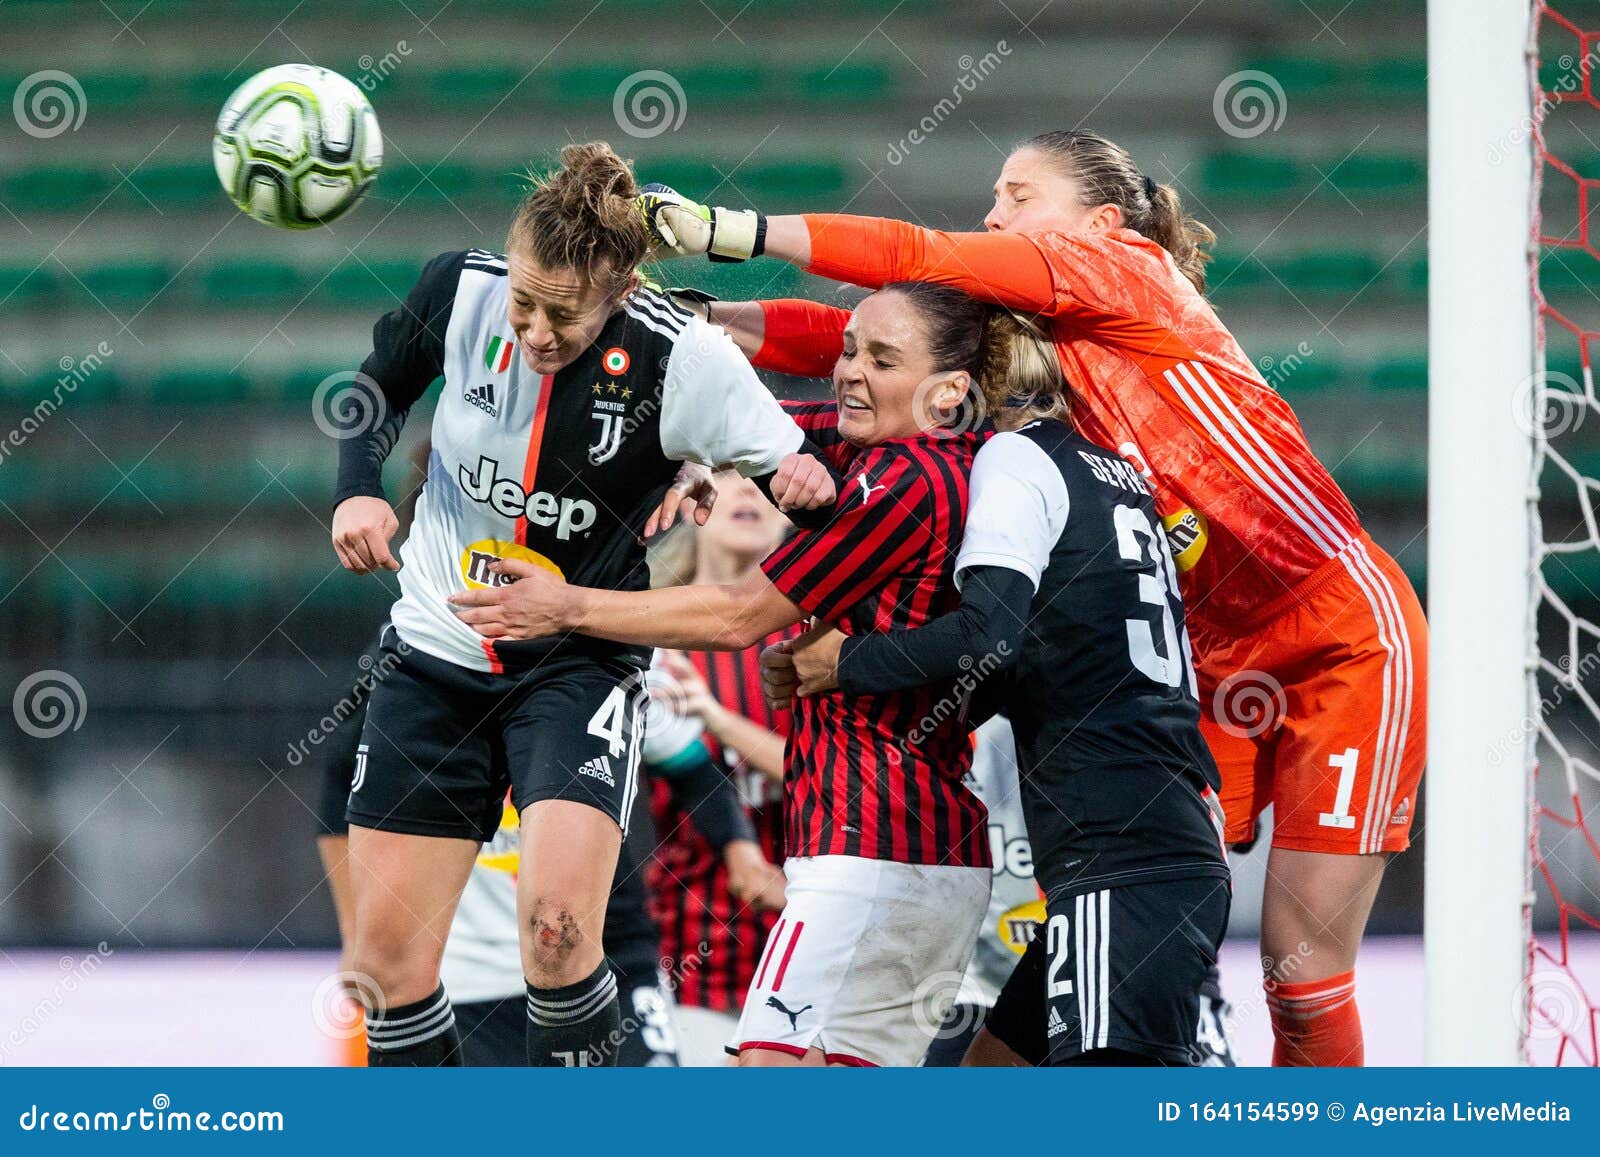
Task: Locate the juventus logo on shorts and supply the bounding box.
[350,744,369,796]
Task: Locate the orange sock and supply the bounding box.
[1264,969,1363,1067]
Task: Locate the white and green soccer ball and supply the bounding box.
[212,64,382,230]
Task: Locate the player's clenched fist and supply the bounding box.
[636,183,764,262]
[332,496,400,574]
[770,452,836,513]
[759,639,798,709]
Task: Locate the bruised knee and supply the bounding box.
[525,897,590,977]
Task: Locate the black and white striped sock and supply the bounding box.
[525,963,620,1067]
[365,984,461,1067]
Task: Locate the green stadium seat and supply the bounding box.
[1200,152,1301,199]
[679,64,768,100]
[1275,250,1382,296]
[28,363,119,406]
[680,260,805,303]
[741,158,848,202]
[0,264,56,308]
[76,260,171,308]
[635,159,725,195]
[546,65,635,105]
[5,165,111,214]
[319,258,420,309]
[386,161,478,208]
[1327,153,1423,194]
[1364,57,1427,97]
[425,67,527,105]
[200,258,304,306]
[124,162,217,211]
[79,71,154,110]
[145,366,255,405]
[1369,354,1428,392]
[792,62,893,103]
[1264,352,1342,395]
[1241,55,1345,98]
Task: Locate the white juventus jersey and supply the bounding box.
[338,249,805,673]
[956,716,1041,1010]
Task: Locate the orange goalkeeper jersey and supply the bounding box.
[758,215,1367,636]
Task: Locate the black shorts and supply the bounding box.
[312,637,387,838]
[986,874,1230,1066]
[345,628,644,843]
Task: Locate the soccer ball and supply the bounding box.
[212,64,382,230]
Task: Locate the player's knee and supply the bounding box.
[348,931,440,1007]
[524,895,589,980]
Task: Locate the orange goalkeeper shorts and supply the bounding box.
[1191,536,1427,856]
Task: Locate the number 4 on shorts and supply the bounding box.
[587,686,629,758]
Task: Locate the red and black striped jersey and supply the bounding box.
[646,633,791,1012]
[761,402,990,868]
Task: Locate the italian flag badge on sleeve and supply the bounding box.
[484,335,515,374]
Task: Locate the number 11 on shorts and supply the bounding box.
[1319,747,1359,829]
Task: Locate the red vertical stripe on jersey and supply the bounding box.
[771,921,804,993]
[513,373,555,546]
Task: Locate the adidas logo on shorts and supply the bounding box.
[577,755,615,787]
[1047,1007,1069,1039]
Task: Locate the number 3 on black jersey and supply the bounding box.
[1114,504,1197,697]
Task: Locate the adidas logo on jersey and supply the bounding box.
[1047,1007,1069,1038]
[465,381,499,418]
[1389,797,1411,825]
[458,455,597,540]
[577,755,615,787]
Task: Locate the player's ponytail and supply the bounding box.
[508,141,649,298]
[1024,129,1215,294]
[978,309,1072,431]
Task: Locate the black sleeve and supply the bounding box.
[333,250,464,509]
[750,434,844,532]
[836,565,1033,696]
[661,745,757,851]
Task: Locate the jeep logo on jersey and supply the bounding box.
[459,538,563,589]
[483,335,515,374]
[458,457,598,539]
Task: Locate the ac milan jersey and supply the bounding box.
[761,402,989,868]
[337,249,805,673]
[643,637,790,1013]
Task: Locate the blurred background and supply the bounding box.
[0,0,1594,1063]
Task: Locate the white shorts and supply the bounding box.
[734,855,991,1067]
[672,1005,739,1067]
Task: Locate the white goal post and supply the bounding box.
[1423,0,1537,1065]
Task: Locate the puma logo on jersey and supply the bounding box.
[765,996,812,1030]
[464,381,498,418]
[458,455,597,540]
[577,755,615,786]
[856,475,888,503]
